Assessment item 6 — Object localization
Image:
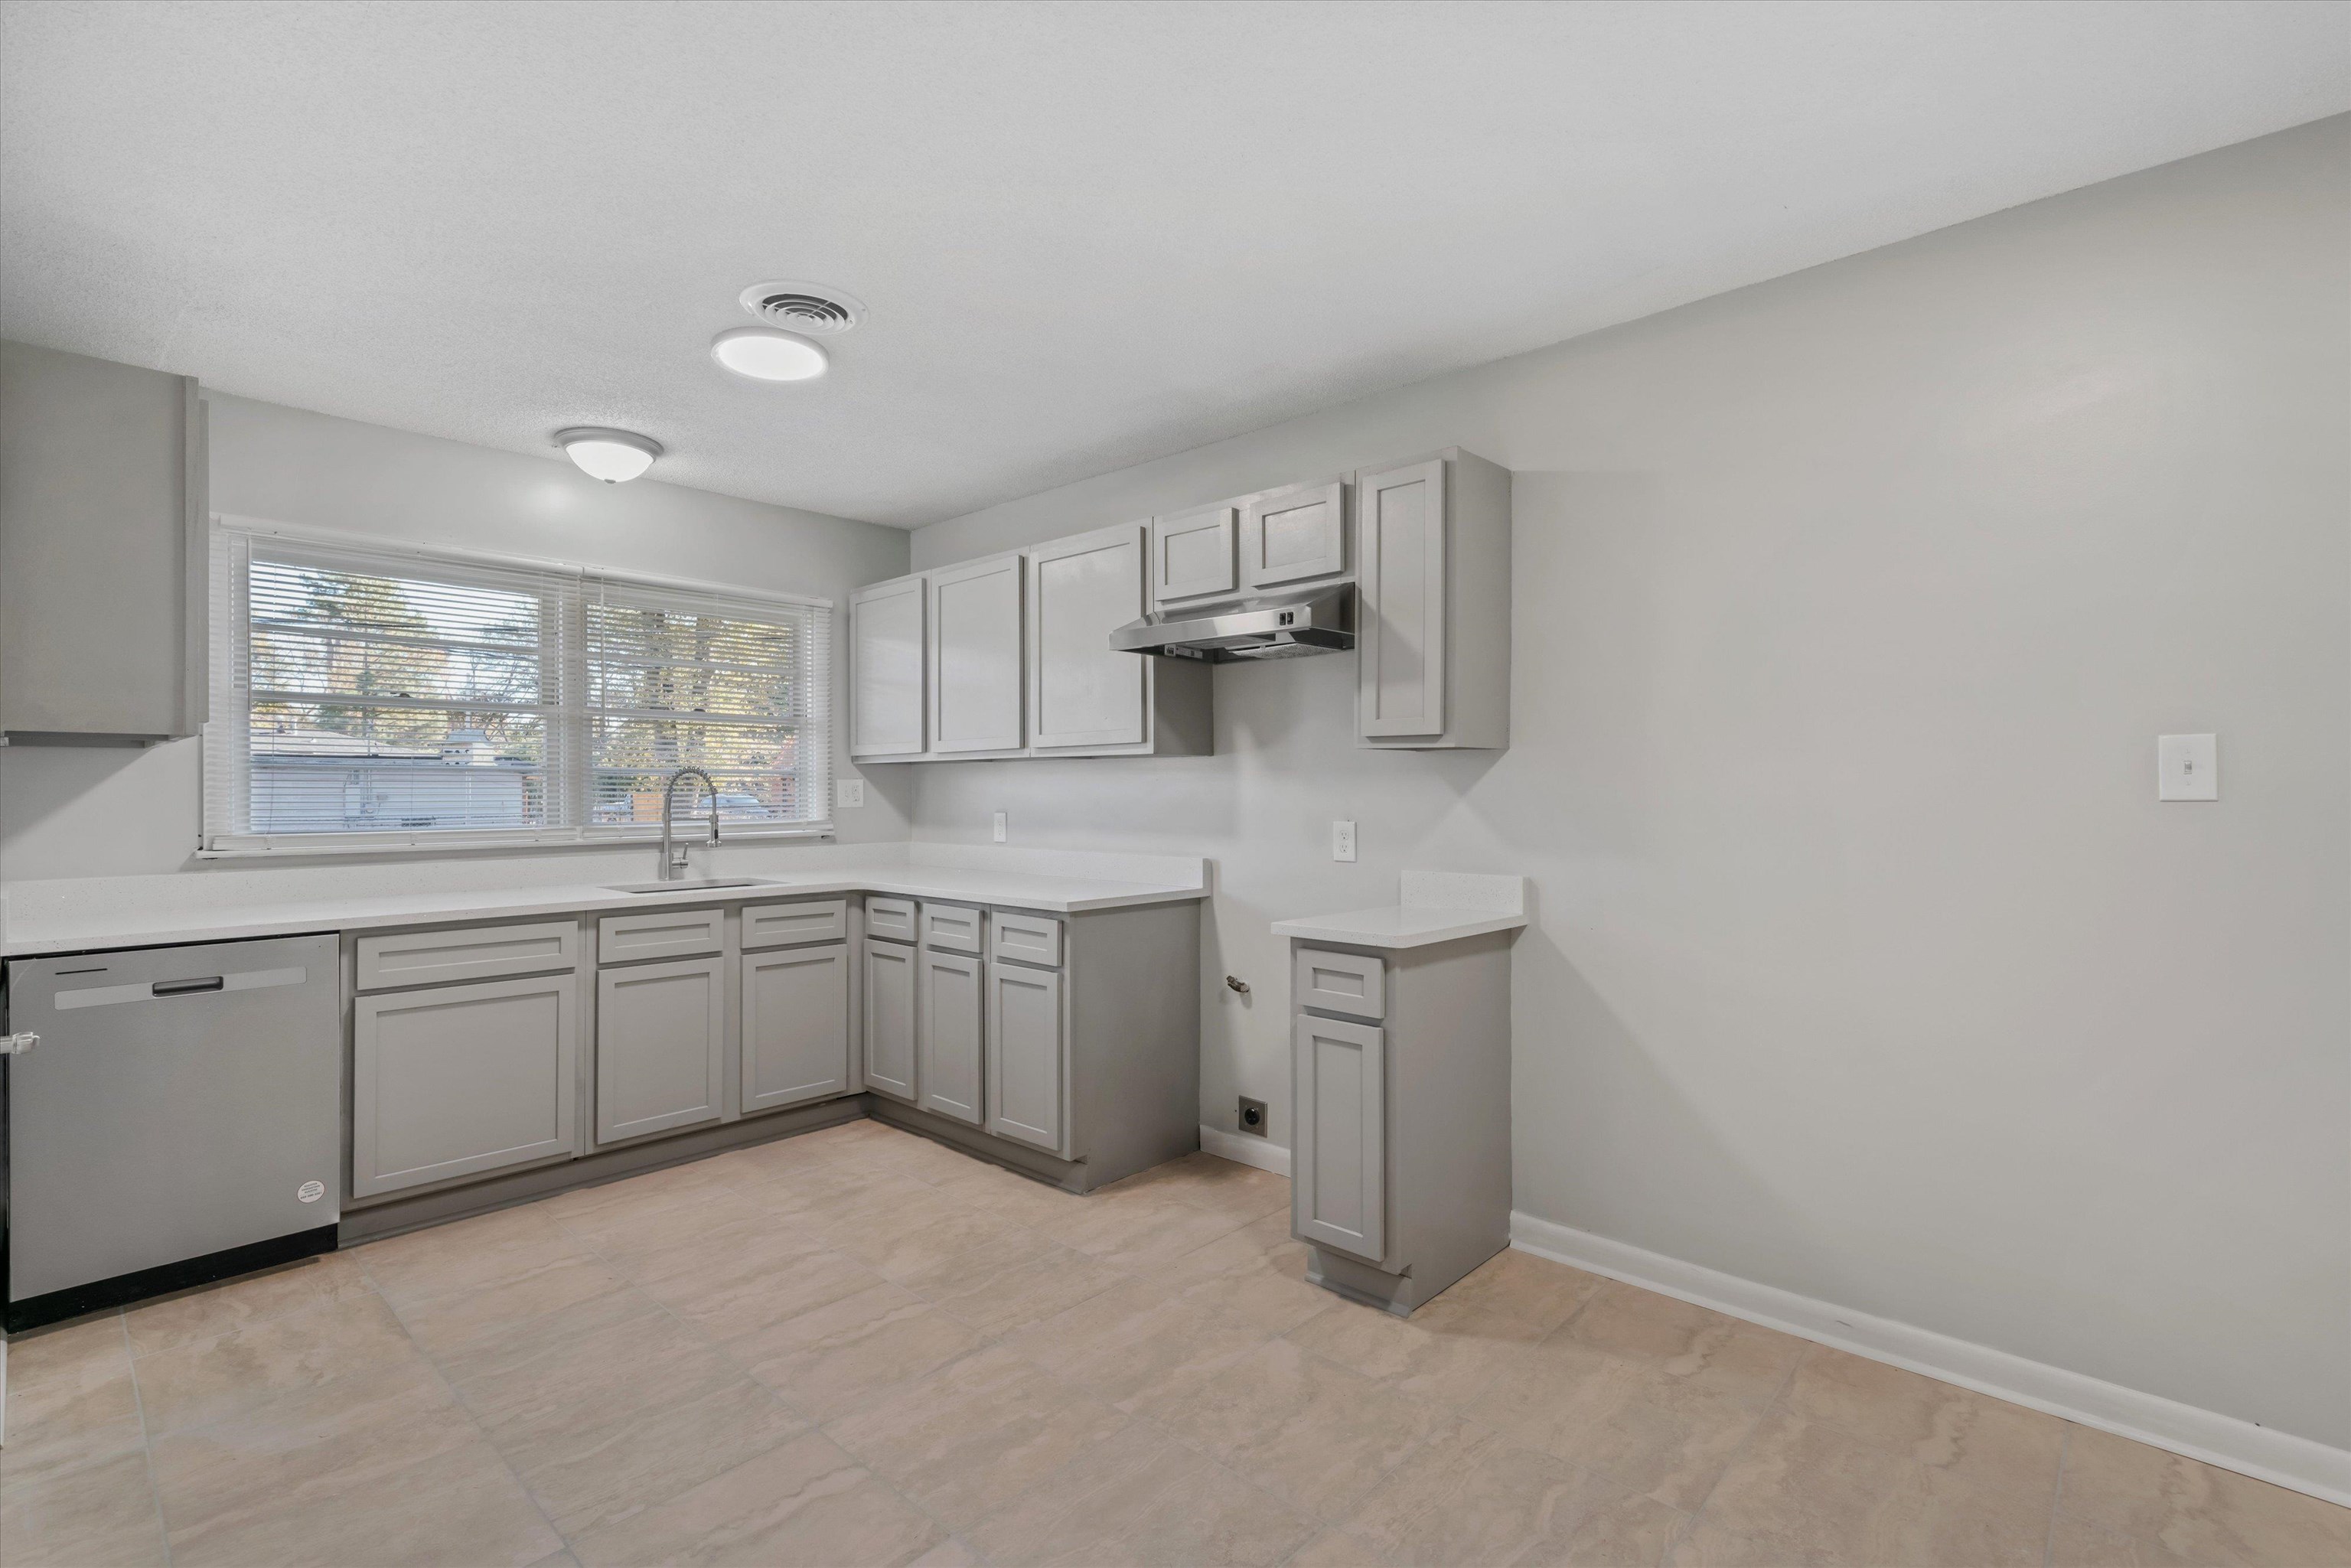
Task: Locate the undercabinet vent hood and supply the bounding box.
[1109,585,1355,663]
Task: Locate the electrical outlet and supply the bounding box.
[1332,819,1357,862]
[1237,1097,1268,1136]
[991,810,1007,843]
[835,778,865,809]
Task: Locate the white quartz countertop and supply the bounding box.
[0,846,1209,958]
[1270,869,1529,951]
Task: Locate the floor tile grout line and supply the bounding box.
[354,1254,572,1561]
[115,1309,174,1568]
[2043,1421,2073,1568]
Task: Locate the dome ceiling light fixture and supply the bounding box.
[711,325,830,383]
[555,426,663,484]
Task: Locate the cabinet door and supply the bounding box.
[928,554,1024,753]
[742,942,850,1115]
[863,937,919,1103]
[1356,458,1448,738]
[918,949,984,1126]
[353,973,577,1198]
[1150,504,1238,606]
[595,957,725,1144]
[849,575,928,758]
[1292,1013,1385,1261]
[1241,480,1347,591]
[986,960,1065,1154]
[1027,523,1147,751]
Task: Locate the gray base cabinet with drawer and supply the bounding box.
[353,971,579,1198]
[596,954,726,1145]
[742,941,851,1113]
[1288,932,1514,1316]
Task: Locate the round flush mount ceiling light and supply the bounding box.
[555,427,662,483]
[710,326,829,383]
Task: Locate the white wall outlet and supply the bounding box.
[1332,819,1358,862]
[834,778,865,809]
[2157,734,2219,801]
[992,810,1008,843]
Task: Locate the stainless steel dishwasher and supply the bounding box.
[2,933,341,1332]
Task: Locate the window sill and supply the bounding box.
[195,823,838,860]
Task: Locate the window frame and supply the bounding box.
[201,516,835,857]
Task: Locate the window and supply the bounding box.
[204,522,830,852]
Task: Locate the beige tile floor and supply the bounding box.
[3,1117,2345,1568]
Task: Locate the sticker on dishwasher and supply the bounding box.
[298,1181,326,1204]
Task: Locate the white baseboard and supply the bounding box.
[1199,1123,1290,1177]
[1510,1211,2351,1509]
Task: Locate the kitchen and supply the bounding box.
[2,5,2346,1566]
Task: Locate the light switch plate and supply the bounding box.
[992,810,1008,843]
[835,778,865,809]
[2157,734,2219,801]
[1332,819,1358,862]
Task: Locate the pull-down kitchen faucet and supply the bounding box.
[659,767,720,881]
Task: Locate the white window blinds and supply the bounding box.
[204,522,831,852]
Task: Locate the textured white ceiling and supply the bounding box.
[3,1,2344,527]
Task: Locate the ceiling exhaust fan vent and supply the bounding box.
[739,281,866,336]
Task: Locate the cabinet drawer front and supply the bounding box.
[597,907,724,963]
[352,973,578,1198]
[920,902,984,954]
[989,911,1063,969]
[866,897,918,942]
[1243,480,1348,590]
[1293,1013,1385,1263]
[357,920,579,992]
[1293,947,1385,1021]
[742,942,851,1113]
[742,898,849,950]
[1151,504,1239,605]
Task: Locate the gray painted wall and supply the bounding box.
[909,119,2350,1446]
[0,393,914,882]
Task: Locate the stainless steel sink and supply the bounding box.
[601,877,784,895]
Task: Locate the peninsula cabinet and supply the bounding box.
[0,340,202,743]
[1288,927,1515,1315]
[1354,448,1511,751]
[351,969,579,1200]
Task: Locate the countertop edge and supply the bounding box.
[1269,906,1532,950]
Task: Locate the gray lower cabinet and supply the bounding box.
[986,960,1065,1154]
[918,948,983,1126]
[596,955,725,1144]
[863,937,918,1103]
[741,941,850,1115]
[353,972,578,1198]
[1292,1012,1385,1260]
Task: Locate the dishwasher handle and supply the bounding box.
[1,1032,37,1057]
[151,976,226,997]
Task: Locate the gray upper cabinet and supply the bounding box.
[1354,449,1511,751]
[849,574,928,760]
[0,341,200,741]
[1241,480,1348,592]
[741,941,851,1114]
[986,959,1066,1155]
[1149,503,1239,606]
[353,970,578,1199]
[918,947,984,1126]
[595,954,726,1144]
[1292,1010,1386,1261]
[1027,523,1148,753]
[928,553,1025,754]
[862,934,919,1103]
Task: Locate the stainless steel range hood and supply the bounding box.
[1108,585,1355,663]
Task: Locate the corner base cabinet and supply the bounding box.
[1290,932,1515,1315]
